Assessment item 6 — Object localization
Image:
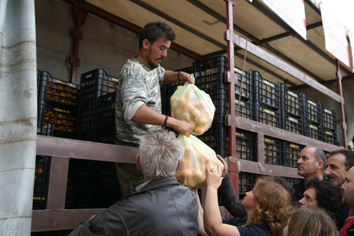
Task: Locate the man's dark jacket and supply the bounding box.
[68,176,198,236]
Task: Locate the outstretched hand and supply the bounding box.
[206,164,223,190]
[216,154,228,177]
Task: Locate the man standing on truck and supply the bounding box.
[115,21,194,197]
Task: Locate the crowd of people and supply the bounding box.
[68,21,354,235]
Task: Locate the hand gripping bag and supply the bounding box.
[175,134,224,189]
[170,83,215,135]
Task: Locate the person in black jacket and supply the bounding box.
[68,129,198,236]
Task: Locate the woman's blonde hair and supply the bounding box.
[248,176,292,236]
[288,208,337,236]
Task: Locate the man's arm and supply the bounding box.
[163,70,194,84]
[132,104,192,136]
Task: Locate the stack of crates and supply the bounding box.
[77,69,119,142]
[234,67,253,120]
[96,92,117,144]
[252,71,281,128]
[280,83,303,135]
[299,93,322,140]
[33,124,53,210]
[282,141,304,167]
[66,159,120,209]
[236,129,255,161]
[321,108,338,145]
[193,56,229,157]
[264,136,282,165]
[37,70,80,138]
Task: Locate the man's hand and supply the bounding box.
[169,117,193,136]
[180,71,195,84]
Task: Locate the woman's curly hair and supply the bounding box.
[247,176,293,236]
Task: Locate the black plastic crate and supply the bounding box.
[80,69,119,98]
[282,141,304,167]
[66,159,95,209]
[252,70,281,109]
[78,69,119,141]
[254,104,281,128]
[299,93,322,125]
[303,120,321,140]
[282,113,303,135]
[66,159,121,209]
[38,101,78,138]
[264,136,282,165]
[236,129,255,161]
[234,67,252,100]
[238,172,257,198]
[322,128,339,145]
[234,97,253,120]
[322,108,336,131]
[33,156,50,210]
[280,83,302,117]
[96,92,116,144]
[91,162,121,208]
[38,71,80,107]
[199,121,228,158]
[193,56,227,75]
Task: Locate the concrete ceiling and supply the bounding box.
[85,0,353,87]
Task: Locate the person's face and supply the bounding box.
[297,147,320,178]
[299,187,318,208]
[342,167,354,209]
[283,219,290,236]
[146,37,171,68]
[242,190,258,210]
[325,153,347,186]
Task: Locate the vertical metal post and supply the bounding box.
[70,4,87,83]
[225,0,236,158]
[336,60,348,148]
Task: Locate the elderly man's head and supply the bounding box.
[297,147,326,180]
[136,129,183,180]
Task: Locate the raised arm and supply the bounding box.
[163,70,194,84]
[132,105,192,136]
[203,166,241,236]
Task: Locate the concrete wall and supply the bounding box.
[35,0,195,82]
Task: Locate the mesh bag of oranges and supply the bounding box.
[170,82,215,136]
[175,134,224,189]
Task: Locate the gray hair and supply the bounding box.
[314,148,327,173]
[139,129,183,180]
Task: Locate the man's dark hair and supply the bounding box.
[306,178,343,229]
[139,21,176,49]
[329,149,354,171]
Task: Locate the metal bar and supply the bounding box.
[257,133,265,163]
[231,33,342,103]
[46,157,69,209]
[227,116,340,152]
[32,209,104,232]
[36,135,137,163]
[236,159,300,178]
[69,5,86,83]
[336,60,348,148]
[225,0,237,159]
